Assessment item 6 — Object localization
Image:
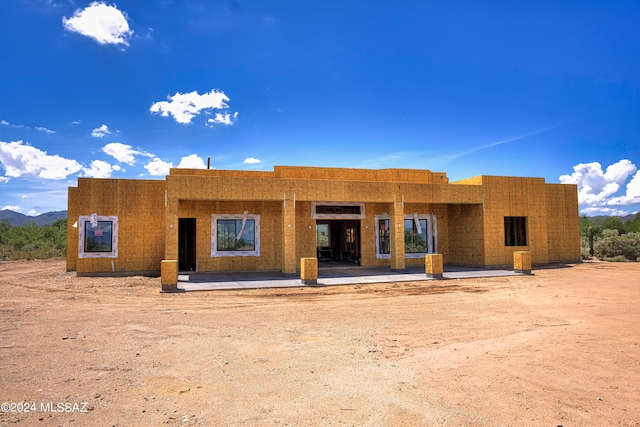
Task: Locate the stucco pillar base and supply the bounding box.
[300,257,321,286]
[161,284,185,293]
[425,254,445,279]
[513,251,532,275]
[160,260,184,292]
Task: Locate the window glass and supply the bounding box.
[217,219,255,251]
[211,214,260,257]
[315,205,361,215]
[84,220,113,253]
[378,219,390,255]
[404,218,428,253]
[316,224,329,248]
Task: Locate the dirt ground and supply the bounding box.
[0,260,638,427]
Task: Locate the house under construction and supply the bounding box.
[66,166,580,277]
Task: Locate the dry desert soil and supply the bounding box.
[0,259,639,426]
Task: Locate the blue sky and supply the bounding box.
[1,1,639,217]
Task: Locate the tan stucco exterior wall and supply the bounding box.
[69,178,165,275]
[176,200,284,272]
[458,176,580,267]
[446,203,485,266]
[479,176,550,266]
[545,184,581,262]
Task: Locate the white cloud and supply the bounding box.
[62,2,133,47]
[627,172,640,198]
[0,140,83,180]
[72,120,81,125]
[207,112,238,126]
[581,207,631,217]
[177,154,206,169]
[101,142,152,165]
[91,124,111,138]
[560,160,635,191]
[0,177,9,183]
[112,164,122,171]
[2,205,20,212]
[27,209,39,217]
[244,157,261,164]
[607,171,640,206]
[0,120,26,130]
[0,121,54,134]
[559,159,640,215]
[144,158,172,176]
[150,89,237,124]
[21,195,27,201]
[83,160,114,178]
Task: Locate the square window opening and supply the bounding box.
[78,215,118,259]
[504,216,528,246]
[211,214,260,257]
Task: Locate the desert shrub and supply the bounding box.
[600,216,626,235]
[0,219,66,260]
[580,237,592,260]
[593,229,640,261]
[603,255,628,262]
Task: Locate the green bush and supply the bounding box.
[593,229,640,261]
[603,255,628,262]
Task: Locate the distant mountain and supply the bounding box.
[588,214,637,223]
[0,210,67,227]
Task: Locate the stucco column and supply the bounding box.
[390,195,405,271]
[282,198,296,274]
[165,195,179,261]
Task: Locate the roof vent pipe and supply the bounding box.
[207,157,211,169]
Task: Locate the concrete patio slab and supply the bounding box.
[176,265,523,292]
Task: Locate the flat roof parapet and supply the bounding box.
[169,165,448,184]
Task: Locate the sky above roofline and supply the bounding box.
[1,1,639,217]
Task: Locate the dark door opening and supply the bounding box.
[316,220,361,264]
[178,218,196,271]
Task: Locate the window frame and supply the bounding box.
[403,214,438,258]
[311,202,365,219]
[78,215,118,259]
[211,214,261,257]
[374,215,391,259]
[374,213,438,259]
